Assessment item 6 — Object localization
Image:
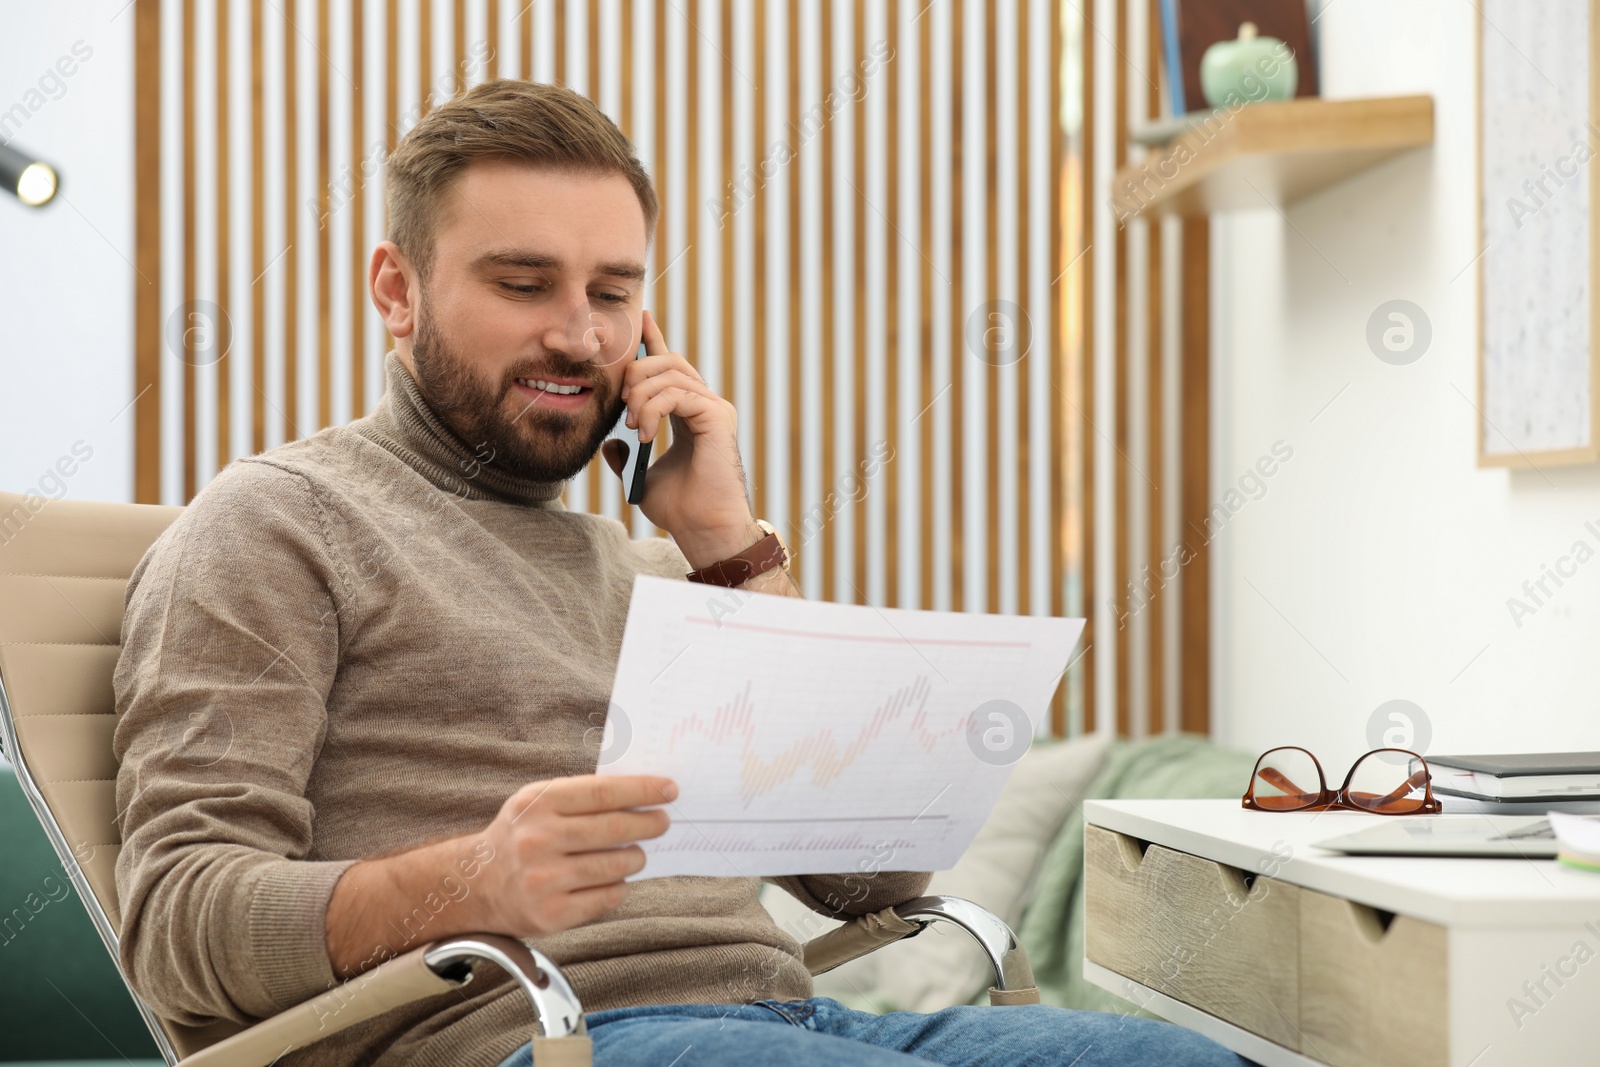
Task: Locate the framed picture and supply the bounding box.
[1477,0,1600,467]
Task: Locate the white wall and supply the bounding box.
[1212,0,1600,764]
[0,1,135,504]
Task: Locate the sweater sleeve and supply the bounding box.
[112,460,358,1026]
[765,870,934,921]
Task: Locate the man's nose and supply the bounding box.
[542,289,610,364]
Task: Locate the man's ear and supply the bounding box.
[371,240,418,338]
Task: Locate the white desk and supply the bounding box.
[1083,799,1600,1067]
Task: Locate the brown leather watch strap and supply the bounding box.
[684,531,787,587]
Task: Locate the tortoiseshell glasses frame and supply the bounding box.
[1242,746,1442,815]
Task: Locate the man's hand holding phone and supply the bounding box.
[599,309,763,571]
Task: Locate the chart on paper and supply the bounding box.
[599,576,1084,879]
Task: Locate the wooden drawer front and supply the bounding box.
[1084,824,1301,1049]
[1298,889,1448,1067]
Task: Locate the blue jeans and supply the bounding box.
[494,996,1251,1066]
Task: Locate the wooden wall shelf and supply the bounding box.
[1112,95,1435,220]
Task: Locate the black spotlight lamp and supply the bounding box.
[0,142,60,207]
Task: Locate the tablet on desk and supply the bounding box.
[1315,815,1558,858]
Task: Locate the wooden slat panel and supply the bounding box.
[521,0,533,80]
[1146,0,1165,733]
[216,0,232,470]
[947,0,964,614]
[454,0,466,76]
[317,0,332,432]
[917,0,932,610]
[587,0,600,102]
[251,0,267,454]
[618,0,637,526]
[134,0,162,505]
[682,0,701,528]
[385,0,399,359]
[420,0,433,114]
[820,0,836,598]
[586,0,604,514]
[1145,221,1164,732]
[486,0,499,79]
[1015,0,1030,619]
[721,0,738,531]
[751,0,769,521]
[1068,0,1094,734]
[851,0,867,605]
[650,0,668,539]
[182,0,197,500]
[1112,0,1130,736]
[387,0,399,150]
[787,0,803,585]
[554,0,565,84]
[1180,217,1210,734]
[882,0,899,608]
[351,0,367,417]
[283,0,300,444]
[984,0,999,615]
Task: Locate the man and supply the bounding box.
[113,79,1246,1067]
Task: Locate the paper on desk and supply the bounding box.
[1550,811,1600,871]
[597,575,1085,880]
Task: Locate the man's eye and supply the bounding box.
[593,293,628,305]
[500,283,541,295]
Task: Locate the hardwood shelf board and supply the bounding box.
[1113,95,1435,219]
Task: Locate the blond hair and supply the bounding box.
[385,79,657,279]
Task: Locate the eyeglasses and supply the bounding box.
[1242,746,1442,815]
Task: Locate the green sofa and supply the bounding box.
[0,763,160,1064]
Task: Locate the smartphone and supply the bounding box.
[611,343,652,505]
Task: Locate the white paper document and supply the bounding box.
[598,575,1085,880]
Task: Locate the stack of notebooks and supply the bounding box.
[1428,752,1600,805]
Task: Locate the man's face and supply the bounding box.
[406,161,648,484]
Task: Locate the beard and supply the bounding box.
[409,294,626,485]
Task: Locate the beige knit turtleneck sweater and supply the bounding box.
[111,352,932,1067]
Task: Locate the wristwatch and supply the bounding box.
[684,519,792,587]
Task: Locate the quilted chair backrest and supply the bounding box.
[0,488,193,1059]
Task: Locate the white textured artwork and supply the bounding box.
[1481,0,1595,461]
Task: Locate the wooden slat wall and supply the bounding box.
[129,0,1212,739]
[1071,0,1095,733]
[1090,0,1210,737]
[1112,0,1131,736]
[1143,0,1165,735]
[1179,217,1211,734]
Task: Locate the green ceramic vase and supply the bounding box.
[1199,21,1298,108]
